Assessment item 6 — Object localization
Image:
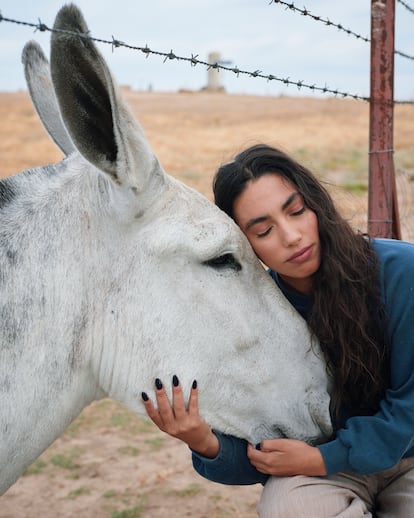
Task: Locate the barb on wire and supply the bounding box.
[269,0,369,41]
[397,0,414,15]
[270,0,414,62]
[0,12,413,105]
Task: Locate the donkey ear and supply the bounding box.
[50,4,164,195]
[22,41,75,157]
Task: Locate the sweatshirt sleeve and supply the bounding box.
[317,239,414,474]
[191,432,268,485]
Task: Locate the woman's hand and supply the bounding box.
[141,376,219,458]
[247,438,327,477]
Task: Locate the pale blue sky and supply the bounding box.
[1,0,413,99]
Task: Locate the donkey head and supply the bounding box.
[17,4,332,446]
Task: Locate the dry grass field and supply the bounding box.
[1,90,413,517]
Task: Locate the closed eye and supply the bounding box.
[204,253,242,271]
[257,208,305,237]
[257,227,272,238]
[292,207,306,216]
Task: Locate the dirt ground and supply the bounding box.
[1,89,413,517]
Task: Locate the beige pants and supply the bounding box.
[257,457,414,518]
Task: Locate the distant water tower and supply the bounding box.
[204,52,231,92]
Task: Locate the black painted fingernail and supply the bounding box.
[172,374,179,387]
[192,379,197,390]
[141,392,149,402]
[255,443,261,450]
[155,378,163,390]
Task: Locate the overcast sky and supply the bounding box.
[1,0,413,100]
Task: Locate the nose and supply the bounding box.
[279,221,301,247]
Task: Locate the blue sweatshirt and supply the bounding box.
[192,238,414,484]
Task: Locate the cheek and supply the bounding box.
[250,240,281,266]
[306,211,319,237]
[312,216,320,239]
[245,237,266,259]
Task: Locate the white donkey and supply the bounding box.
[0,4,332,496]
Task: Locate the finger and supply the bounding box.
[171,375,187,419]
[187,379,199,416]
[260,438,290,452]
[247,443,258,458]
[251,461,274,475]
[246,447,268,470]
[247,444,266,463]
[247,451,279,474]
[153,378,175,425]
[141,392,164,428]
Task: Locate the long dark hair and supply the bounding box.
[213,144,389,417]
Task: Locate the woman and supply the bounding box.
[141,144,414,517]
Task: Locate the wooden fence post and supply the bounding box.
[368,0,401,239]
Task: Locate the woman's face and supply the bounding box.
[233,173,321,294]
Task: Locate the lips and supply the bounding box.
[287,245,313,263]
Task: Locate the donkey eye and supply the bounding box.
[204,253,242,271]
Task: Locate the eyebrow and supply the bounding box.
[282,192,300,211]
[245,192,300,231]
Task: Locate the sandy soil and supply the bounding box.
[1,89,413,517]
[1,401,262,518]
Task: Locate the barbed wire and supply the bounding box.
[0,11,413,105]
[270,0,414,62]
[397,0,414,15]
[269,0,369,42]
